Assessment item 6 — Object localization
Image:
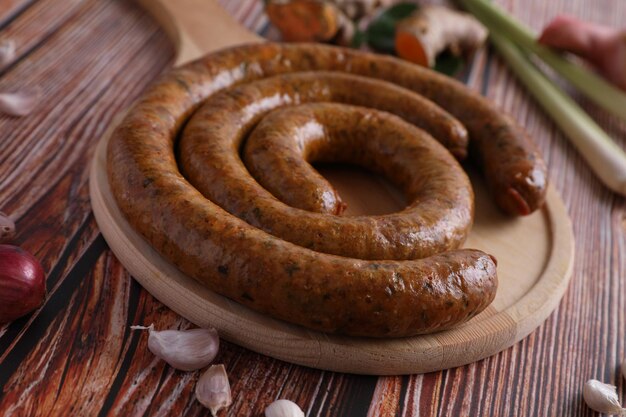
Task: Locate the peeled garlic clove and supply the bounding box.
[0,40,15,66]
[0,91,38,116]
[195,364,232,416]
[131,324,219,371]
[265,399,305,417]
[583,379,626,415]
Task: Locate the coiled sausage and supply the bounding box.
[104,43,544,337]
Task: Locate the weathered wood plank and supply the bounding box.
[0,0,88,73]
[0,0,625,415]
[0,0,173,349]
[401,0,626,415]
[0,0,33,28]
[0,0,173,413]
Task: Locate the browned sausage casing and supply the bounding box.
[242,102,463,218]
[180,87,474,260]
[102,42,541,337]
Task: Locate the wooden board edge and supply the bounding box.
[89,124,575,375]
[136,0,262,66]
[509,186,575,341]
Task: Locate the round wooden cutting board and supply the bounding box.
[88,0,574,375]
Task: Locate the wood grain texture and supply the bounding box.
[0,0,624,415]
[92,0,574,376]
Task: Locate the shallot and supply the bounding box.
[0,244,46,323]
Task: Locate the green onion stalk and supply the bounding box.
[461,0,626,195]
[461,0,626,122]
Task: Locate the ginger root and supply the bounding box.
[265,0,393,45]
[395,5,487,67]
[538,15,626,91]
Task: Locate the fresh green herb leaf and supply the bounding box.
[433,51,465,76]
[365,2,418,53]
[351,29,367,48]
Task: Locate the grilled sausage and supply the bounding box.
[242,102,462,218]
[180,88,474,260]
[103,42,542,337]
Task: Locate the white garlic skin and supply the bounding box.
[583,379,626,415]
[195,364,232,416]
[132,325,219,371]
[265,399,305,417]
[0,91,38,117]
[0,40,15,66]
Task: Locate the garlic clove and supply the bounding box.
[131,324,219,371]
[0,40,15,66]
[195,364,232,416]
[583,379,626,415]
[0,91,38,117]
[622,361,626,381]
[265,399,305,417]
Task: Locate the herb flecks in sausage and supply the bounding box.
[106,43,548,337]
[183,101,473,260]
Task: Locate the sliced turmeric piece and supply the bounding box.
[395,5,488,67]
[395,30,429,66]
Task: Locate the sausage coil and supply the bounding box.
[107,43,547,337]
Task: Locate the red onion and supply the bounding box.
[0,244,46,323]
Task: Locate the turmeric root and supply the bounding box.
[265,0,343,42]
[538,15,626,91]
[265,0,394,45]
[395,5,487,67]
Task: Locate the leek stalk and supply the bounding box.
[461,0,626,122]
[487,30,626,195]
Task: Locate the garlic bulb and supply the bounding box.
[583,379,626,415]
[195,364,232,416]
[265,399,305,417]
[131,324,219,371]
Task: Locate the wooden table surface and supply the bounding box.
[0,0,625,416]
